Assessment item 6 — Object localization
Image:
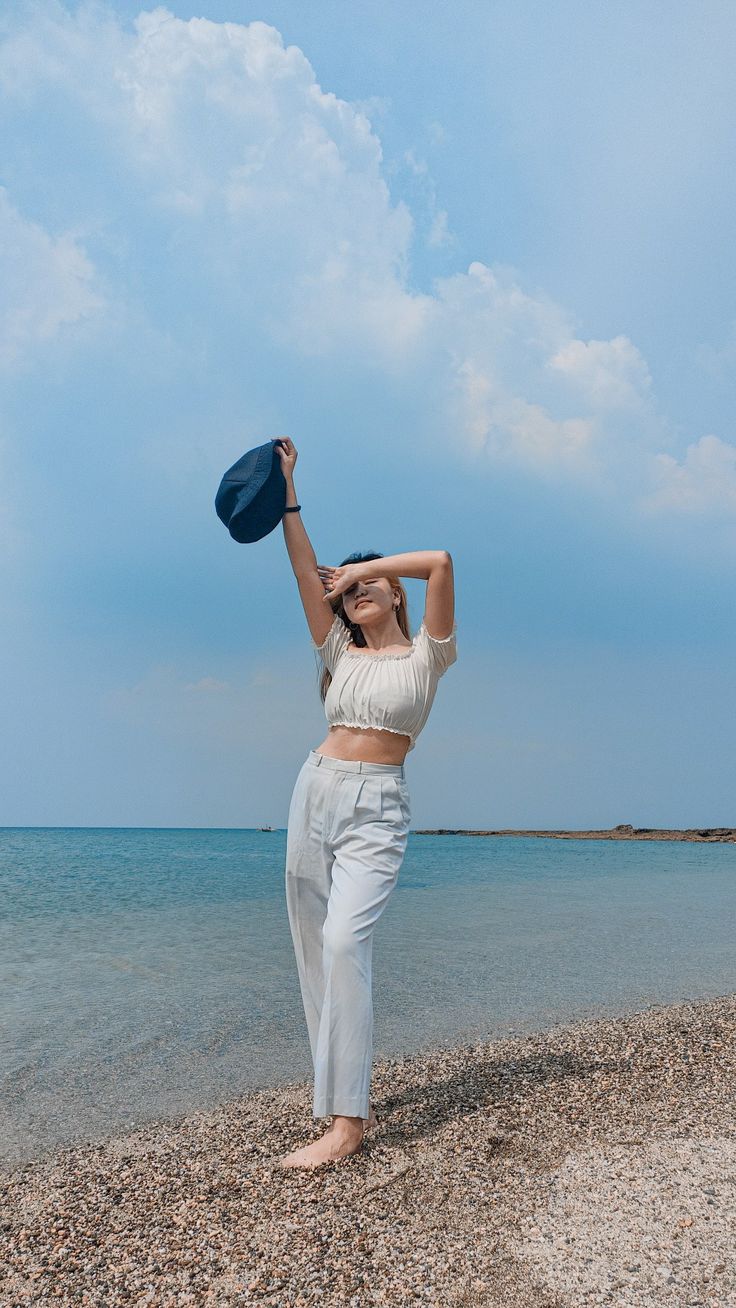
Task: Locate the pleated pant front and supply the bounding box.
[285,749,411,1119]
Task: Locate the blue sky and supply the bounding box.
[1,0,735,829]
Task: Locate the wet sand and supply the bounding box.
[2,992,734,1306]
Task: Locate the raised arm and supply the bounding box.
[274,437,335,648]
[323,550,455,641]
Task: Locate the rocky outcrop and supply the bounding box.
[414,826,736,842]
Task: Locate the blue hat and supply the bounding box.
[215,439,287,543]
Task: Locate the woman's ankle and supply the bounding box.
[330,1113,364,1134]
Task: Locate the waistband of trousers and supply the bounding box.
[307,749,405,778]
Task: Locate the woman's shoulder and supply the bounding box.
[413,619,458,675]
[312,611,352,673]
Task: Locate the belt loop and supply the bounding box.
[314,753,323,766]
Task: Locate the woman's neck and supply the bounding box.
[353,615,409,651]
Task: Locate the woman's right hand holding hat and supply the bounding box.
[273,436,297,481]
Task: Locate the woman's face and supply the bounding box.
[343,575,398,625]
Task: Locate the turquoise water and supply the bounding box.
[1,826,734,1165]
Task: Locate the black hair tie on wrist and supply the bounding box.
[283,505,302,513]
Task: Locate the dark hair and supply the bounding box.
[317,551,411,703]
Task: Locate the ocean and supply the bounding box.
[1,826,734,1165]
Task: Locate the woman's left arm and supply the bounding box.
[357,550,455,640]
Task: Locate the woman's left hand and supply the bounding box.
[316,563,362,602]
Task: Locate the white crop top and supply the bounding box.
[312,613,457,753]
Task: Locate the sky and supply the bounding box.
[1,0,735,830]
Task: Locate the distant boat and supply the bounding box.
[260,825,274,832]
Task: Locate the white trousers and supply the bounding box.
[285,749,411,1119]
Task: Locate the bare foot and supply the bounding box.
[363,1105,378,1131]
[279,1116,365,1169]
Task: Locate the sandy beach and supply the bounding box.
[1,992,734,1307]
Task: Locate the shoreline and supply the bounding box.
[414,824,736,842]
[2,993,734,1306]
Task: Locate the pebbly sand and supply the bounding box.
[1,993,734,1307]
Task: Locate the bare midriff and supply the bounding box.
[314,724,411,765]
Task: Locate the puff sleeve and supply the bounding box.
[312,612,352,673]
[414,620,458,677]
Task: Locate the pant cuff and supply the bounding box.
[313,1096,370,1119]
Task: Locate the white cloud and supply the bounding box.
[0,6,432,363]
[427,121,449,148]
[548,335,652,410]
[0,0,128,110]
[694,323,736,379]
[428,262,628,478]
[427,208,451,248]
[0,5,730,515]
[182,675,230,693]
[454,357,596,474]
[436,260,576,381]
[104,657,312,758]
[0,188,103,368]
[110,10,431,360]
[107,664,259,746]
[640,434,736,514]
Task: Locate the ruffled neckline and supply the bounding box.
[345,633,417,660]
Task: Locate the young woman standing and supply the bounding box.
[275,437,457,1169]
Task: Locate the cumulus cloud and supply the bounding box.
[428,262,644,478]
[1,4,428,359]
[113,9,431,360]
[548,335,652,410]
[640,434,736,514]
[0,4,729,511]
[0,188,103,368]
[454,357,596,473]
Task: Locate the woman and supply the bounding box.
[275,437,457,1169]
